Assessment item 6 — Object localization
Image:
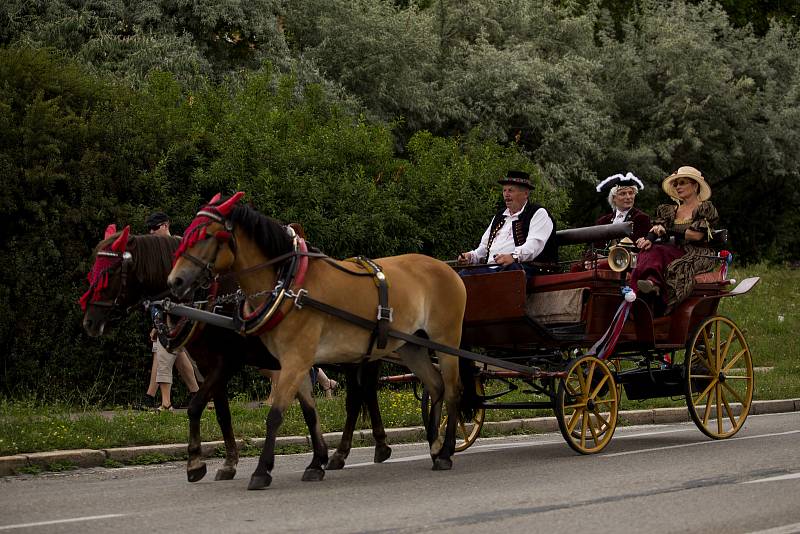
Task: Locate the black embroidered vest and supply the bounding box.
[484,203,558,264]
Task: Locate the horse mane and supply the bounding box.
[230,204,293,259]
[93,232,180,291]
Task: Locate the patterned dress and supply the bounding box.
[632,201,719,313]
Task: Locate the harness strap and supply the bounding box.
[291,292,544,376]
[345,256,392,352]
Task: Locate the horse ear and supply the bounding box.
[216,192,245,216]
[111,225,130,252]
[209,193,222,205]
[104,224,117,239]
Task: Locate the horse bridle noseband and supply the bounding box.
[178,209,237,289]
[87,250,133,311]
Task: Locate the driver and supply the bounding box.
[457,170,557,277]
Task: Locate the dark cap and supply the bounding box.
[497,170,533,189]
[145,211,169,229]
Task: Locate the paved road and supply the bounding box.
[1,412,799,534]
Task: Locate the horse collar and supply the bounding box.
[236,236,309,335]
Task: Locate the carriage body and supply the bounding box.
[449,246,757,455]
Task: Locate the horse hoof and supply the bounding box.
[214,467,236,481]
[374,445,392,464]
[301,468,325,482]
[326,454,346,470]
[187,463,207,482]
[247,473,272,490]
[432,457,452,471]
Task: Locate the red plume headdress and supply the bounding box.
[175,192,245,260]
[79,225,131,311]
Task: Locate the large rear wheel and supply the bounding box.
[421,376,486,453]
[556,355,618,454]
[684,316,754,439]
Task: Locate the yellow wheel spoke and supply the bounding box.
[591,407,611,430]
[694,378,718,405]
[721,381,747,405]
[588,416,600,443]
[722,348,747,373]
[722,396,738,428]
[715,320,722,371]
[720,325,735,363]
[593,398,616,407]
[716,384,723,435]
[580,412,588,449]
[566,409,582,434]
[589,374,610,399]
[564,401,587,410]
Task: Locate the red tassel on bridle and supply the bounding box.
[174,192,245,260]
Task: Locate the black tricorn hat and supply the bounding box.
[595,172,644,195]
[145,211,170,228]
[498,170,534,189]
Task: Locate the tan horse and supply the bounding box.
[168,193,467,490]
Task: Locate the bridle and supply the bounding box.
[80,249,134,314]
[175,207,237,290]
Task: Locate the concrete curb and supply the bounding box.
[2,398,798,477]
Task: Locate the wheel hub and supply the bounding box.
[718,372,726,383]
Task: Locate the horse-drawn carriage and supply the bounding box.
[82,193,759,489]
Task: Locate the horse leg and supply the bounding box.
[327,365,362,470]
[362,360,391,463]
[186,378,214,482]
[397,344,445,462]
[295,374,328,481]
[248,364,322,489]
[211,385,238,481]
[432,355,461,471]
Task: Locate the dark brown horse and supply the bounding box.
[81,227,391,482]
[168,193,467,489]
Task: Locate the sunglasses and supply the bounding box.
[149,223,166,232]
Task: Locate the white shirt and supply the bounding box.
[612,209,630,225]
[467,203,554,264]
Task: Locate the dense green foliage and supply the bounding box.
[0,0,798,403]
[0,48,555,402]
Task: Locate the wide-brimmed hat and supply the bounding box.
[145,211,170,229]
[661,166,711,201]
[498,170,534,189]
[595,172,644,195]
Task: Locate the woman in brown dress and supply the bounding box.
[632,166,719,314]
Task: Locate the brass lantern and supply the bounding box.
[607,237,637,272]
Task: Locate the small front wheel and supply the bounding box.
[556,355,618,454]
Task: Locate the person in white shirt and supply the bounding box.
[457,170,557,277]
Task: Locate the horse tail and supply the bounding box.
[458,356,480,422]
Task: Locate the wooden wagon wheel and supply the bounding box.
[421,375,486,453]
[684,315,754,439]
[556,355,619,454]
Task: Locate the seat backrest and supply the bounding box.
[709,228,728,248]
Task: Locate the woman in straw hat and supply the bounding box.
[631,166,719,314]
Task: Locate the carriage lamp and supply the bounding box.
[607,237,637,272]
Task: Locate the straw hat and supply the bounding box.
[661,166,711,202]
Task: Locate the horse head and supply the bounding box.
[168,192,245,299]
[81,226,133,337]
[82,225,180,336]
